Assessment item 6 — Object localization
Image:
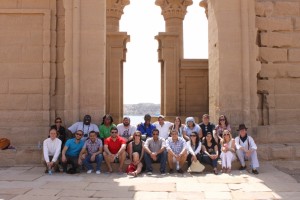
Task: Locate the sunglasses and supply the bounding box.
[55,121,62,123]
[223,133,230,136]
[135,135,141,137]
[219,119,225,121]
[190,135,196,137]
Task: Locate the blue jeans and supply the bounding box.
[83,154,103,171]
[201,154,218,168]
[144,150,167,173]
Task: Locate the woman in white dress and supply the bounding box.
[220,130,236,173]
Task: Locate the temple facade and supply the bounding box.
[0,0,300,165]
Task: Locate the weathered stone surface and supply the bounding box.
[9,79,43,94]
[289,48,300,62]
[255,1,274,17]
[260,32,294,48]
[256,17,293,31]
[273,1,300,16]
[259,47,287,62]
[271,144,295,159]
[58,190,95,198]
[26,189,61,196]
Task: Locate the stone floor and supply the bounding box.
[0,161,299,200]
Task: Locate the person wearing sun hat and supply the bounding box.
[235,124,259,174]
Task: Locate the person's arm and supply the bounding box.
[182,129,190,141]
[128,142,133,161]
[201,144,209,156]
[166,139,176,157]
[186,141,195,155]
[179,141,187,156]
[229,139,236,153]
[199,129,203,140]
[214,144,219,157]
[194,141,201,155]
[52,140,62,162]
[104,144,112,155]
[78,147,86,164]
[249,136,257,151]
[235,137,242,150]
[139,141,145,162]
[117,144,126,157]
[156,138,166,155]
[143,139,152,155]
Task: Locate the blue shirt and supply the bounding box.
[137,122,156,137]
[65,138,84,157]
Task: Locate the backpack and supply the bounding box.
[0,138,10,150]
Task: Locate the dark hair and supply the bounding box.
[49,128,58,134]
[218,115,229,127]
[152,128,159,134]
[89,130,97,136]
[110,126,118,133]
[190,131,200,150]
[101,114,114,125]
[202,132,217,147]
[173,116,183,129]
[54,117,62,123]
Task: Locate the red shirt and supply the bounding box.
[104,136,126,154]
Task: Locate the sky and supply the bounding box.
[120,0,208,104]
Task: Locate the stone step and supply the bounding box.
[258,143,300,160]
[254,125,300,144]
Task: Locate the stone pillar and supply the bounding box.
[207,0,259,128]
[155,0,192,58]
[64,0,106,125]
[155,0,192,117]
[106,0,130,123]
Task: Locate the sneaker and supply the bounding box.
[86,170,92,174]
[169,169,174,174]
[96,170,101,175]
[252,169,259,174]
[177,168,184,174]
[146,171,153,175]
[239,165,247,170]
[160,171,166,176]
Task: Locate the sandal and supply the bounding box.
[213,169,218,175]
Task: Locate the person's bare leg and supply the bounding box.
[103,152,113,172]
[118,151,126,172]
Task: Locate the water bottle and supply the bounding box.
[48,169,52,175]
[176,161,180,170]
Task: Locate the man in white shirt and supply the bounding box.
[117,116,136,142]
[43,128,62,174]
[153,115,173,139]
[235,124,259,174]
[68,115,99,142]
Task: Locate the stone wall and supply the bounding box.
[0,0,57,146]
[256,0,300,126]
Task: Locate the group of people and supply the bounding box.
[42,113,259,176]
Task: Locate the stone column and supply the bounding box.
[207,0,259,129]
[155,0,192,58]
[106,0,130,123]
[155,0,192,117]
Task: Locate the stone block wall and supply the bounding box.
[0,0,57,146]
[256,0,300,126]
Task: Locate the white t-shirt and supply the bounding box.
[68,122,99,141]
[153,121,173,139]
[43,138,62,162]
[117,123,136,140]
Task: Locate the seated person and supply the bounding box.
[183,117,201,141]
[235,124,259,174]
[43,128,62,174]
[78,131,103,174]
[199,114,215,140]
[61,130,84,173]
[186,131,202,168]
[201,132,219,175]
[103,127,126,173]
[137,114,156,140]
[68,115,99,142]
[144,129,167,175]
[220,130,236,173]
[127,131,144,177]
[117,116,136,142]
[153,115,173,139]
[50,117,66,152]
[99,114,116,141]
[166,129,188,174]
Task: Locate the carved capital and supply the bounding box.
[106,0,130,20]
[199,0,208,18]
[155,0,193,20]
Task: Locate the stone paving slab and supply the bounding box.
[0,188,30,195]
[0,194,16,200]
[41,181,90,190]
[134,191,169,199]
[86,182,129,191]
[10,195,59,200]
[57,190,96,198]
[26,188,62,196]
[274,192,300,200]
[129,183,176,192]
[231,191,277,200]
[168,191,205,199]
[204,191,232,199]
[93,190,135,198]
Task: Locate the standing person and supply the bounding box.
[144,129,167,175]
[169,117,185,138]
[103,127,126,173]
[213,115,231,144]
[220,130,236,173]
[235,124,259,174]
[186,131,202,168]
[78,131,103,174]
[68,115,99,142]
[43,128,62,174]
[183,117,201,141]
[137,114,156,140]
[127,131,144,177]
[153,115,173,139]
[166,129,188,174]
[199,114,215,140]
[99,114,116,141]
[117,116,136,142]
[61,130,84,174]
[50,117,66,151]
[201,132,219,175]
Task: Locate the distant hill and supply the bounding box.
[124,103,160,116]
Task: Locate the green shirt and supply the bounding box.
[99,124,116,139]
